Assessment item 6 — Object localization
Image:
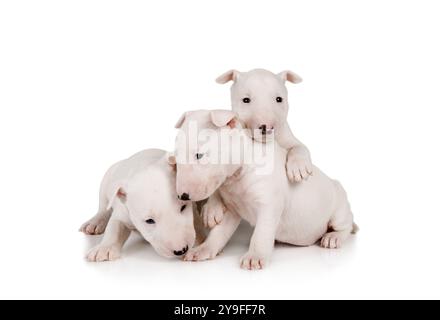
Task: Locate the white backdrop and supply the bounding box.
[1,0,439,299]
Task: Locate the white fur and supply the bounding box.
[80,149,196,261]
[174,110,356,270]
[216,68,313,183]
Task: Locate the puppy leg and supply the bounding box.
[276,123,313,182]
[321,181,356,249]
[201,191,226,229]
[184,210,241,262]
[80,188,111,235]
[86,216,131,262]
[286,148,313,182]
[240,209,280,270]
[79,209,112,235]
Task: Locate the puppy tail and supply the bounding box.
[331,179,358,235]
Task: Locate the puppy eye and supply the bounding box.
[180,205,187,212]
[276,97,283,103]
[242,97,251,103]
[145,219,155,224]
[195,153,203,160]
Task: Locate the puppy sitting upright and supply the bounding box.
[216,68,311,182]
[80,149,198,261]
[201,69,314,228]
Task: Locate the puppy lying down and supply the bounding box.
[80,149,205,261]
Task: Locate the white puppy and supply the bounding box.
[80,149,197,261]
[173,110,357,270]
[216,69,312,183]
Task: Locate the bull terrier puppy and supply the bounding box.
[80,149,198,261]
[173,110,357,270]
[216,69,312,183]
[204,69,313,228]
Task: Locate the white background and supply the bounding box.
[1,0,439,299]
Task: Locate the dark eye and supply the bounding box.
[242,97,251,103]
[276,97,283,103]
[195,153,203,160]
[180,205,187,212]
[145,219,155,224]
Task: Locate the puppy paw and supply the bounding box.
[183,245,219,262]
[79,216,108,235]
[320,232,343,249]
[240,252,268,270]
[286,156,313,182]
[202,202,226,229]
[86,245,121,262]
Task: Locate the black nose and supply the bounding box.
[173,245,189,256]
[179,193,190,201]
[259,124,267,135]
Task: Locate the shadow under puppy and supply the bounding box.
[80,149,205,261]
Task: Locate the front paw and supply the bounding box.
[240,251,268,270]
[202,202,226,229]
[286,156,313,182]
[86,245,121,262]
[183,244,219,262]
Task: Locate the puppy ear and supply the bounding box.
[277,70,302,84]
[106,183,127,210]
[167,152,177,171]
[216,69,241,84]
[175,112,187,129]
[210,110,237,128]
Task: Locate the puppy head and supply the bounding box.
[172,110,242,201]
[216,68,302,142]
[109,167,195,258]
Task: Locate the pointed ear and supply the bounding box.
[106,183,127,210]
[216,69,241,84]
[175,112,187,129]
[210,110,237,128]
[277,70,302,84]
